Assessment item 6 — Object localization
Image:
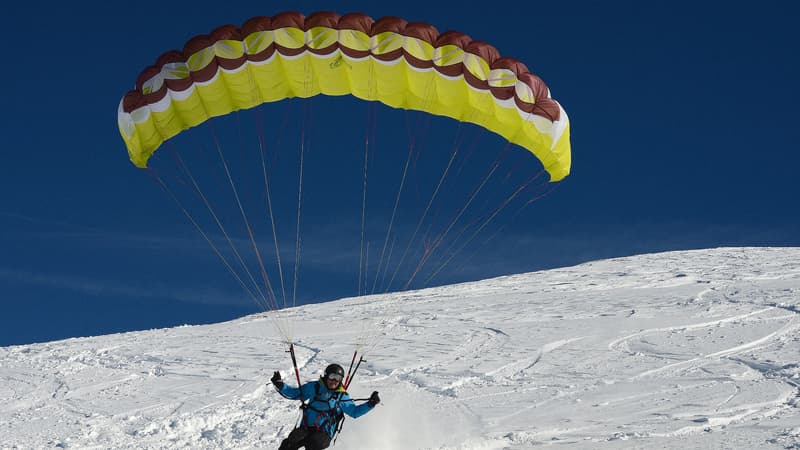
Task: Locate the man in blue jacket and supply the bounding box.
[272,363,380,450]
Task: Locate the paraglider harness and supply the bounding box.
[281,345,366,444]
[298,381,347,438]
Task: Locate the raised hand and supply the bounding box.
[271,371,284,389]
[367,391,380,407]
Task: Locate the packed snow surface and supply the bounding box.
[1,247,799,449]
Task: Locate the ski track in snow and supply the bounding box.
[1,247,799,449]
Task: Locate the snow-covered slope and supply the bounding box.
[1,247,798,449]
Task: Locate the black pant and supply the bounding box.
[278,427,332,450]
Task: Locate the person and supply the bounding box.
[272,363,380,450]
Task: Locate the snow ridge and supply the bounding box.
[1,247,798,449]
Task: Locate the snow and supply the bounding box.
[1,247,798,449]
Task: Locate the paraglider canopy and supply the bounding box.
[118,11,571,181]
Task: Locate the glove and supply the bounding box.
[271,371,284,389]
[367,391,380,407]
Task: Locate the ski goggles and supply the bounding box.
[326,373,343,383]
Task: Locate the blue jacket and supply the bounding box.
[278,379,374,437]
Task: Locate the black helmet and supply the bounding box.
[324,363,345,379]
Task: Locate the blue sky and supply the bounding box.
[1,1,798,346]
